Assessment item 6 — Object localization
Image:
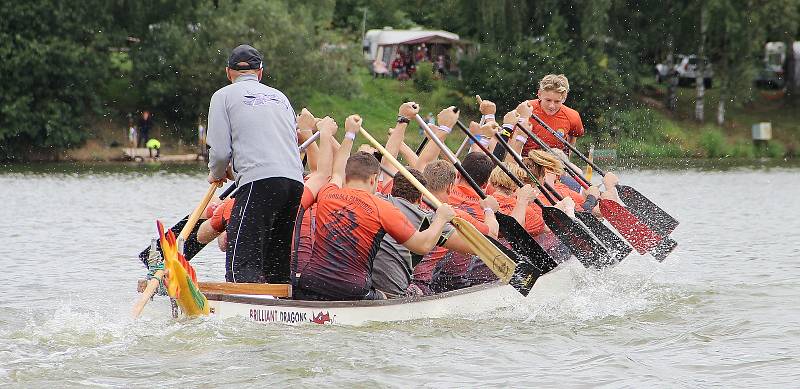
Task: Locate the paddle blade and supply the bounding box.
[616,184,679,236]
[650,236,678,262]
[451,217,540,296]
[542,207,613,268]
[575,212,633,263]
[495,213,559,275]
[599,199,665,255]
[486,235,543,297]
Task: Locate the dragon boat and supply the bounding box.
[135,273,567,326]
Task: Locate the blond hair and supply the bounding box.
[423,160,457,192]
[538,74,570,95]
[489,163,525,193]
[523,150,564,179]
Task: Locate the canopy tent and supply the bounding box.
[363,28,470,76]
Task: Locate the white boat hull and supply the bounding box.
[206,282,522,326]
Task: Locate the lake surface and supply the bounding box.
[1,161,798,387]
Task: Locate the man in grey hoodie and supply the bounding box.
[206,44,304,283]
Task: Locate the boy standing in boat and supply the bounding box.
[295,115,456,301]
[521,74,585,156]
[206,44,304,284]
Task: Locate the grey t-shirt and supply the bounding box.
[371,195,455,296]
[206,74,303,186]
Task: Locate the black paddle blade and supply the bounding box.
[617,184,679,236]
[575,212,633,263]
[542,207,614,269]
[495,212,560,275]
[138,216,206,267]
[486,235,544,297]
[649,236,678,262]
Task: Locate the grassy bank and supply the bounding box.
[582,82,798,160]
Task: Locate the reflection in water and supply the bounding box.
[0,162,798,386]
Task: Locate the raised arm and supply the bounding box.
[330,114,362,187]
[383,102,419,175]
[504,102,532,164]
[305,116,338,197]
[398,142,420,168]
[417,106,459,170]
[297,108,319,172]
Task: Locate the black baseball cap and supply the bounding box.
[227,44,263,70]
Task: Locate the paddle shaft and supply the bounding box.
[529,113,606,176]
[491,131,560,205]
[454,121,556,206]
[415,116,487,200]
[516,123,592,188]
[298,131,321,152]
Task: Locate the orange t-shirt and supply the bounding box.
[448,183,484,221]
[554,181,585,210]
[537,182,585,211]
[301,183,417,299]
[208,198,235,232]
[493,191,545,236]
[523,99,584,155]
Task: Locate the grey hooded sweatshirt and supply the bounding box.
[206,74,303,186]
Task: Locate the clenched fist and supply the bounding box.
[437,106,459,128]
[398,102,420,119]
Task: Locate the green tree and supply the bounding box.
[128,0,360,139]
[0,1,115,160]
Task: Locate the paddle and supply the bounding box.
[520,123,677,260]
[138,182,237,267]
[480,124,631,263]
[455,120,615,268]
[415,115,560,274]
[132,182,221,319]
[527,113,679,236]
[360,126,543,296]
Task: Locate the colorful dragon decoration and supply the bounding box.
[157,220,210,317]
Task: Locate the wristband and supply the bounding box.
[396,115,410,124]
[514,134,528,143]
[479,137,490,147]
[438,125,452,134]
[344,132,356,140]
[582,195,598,212]
[482,114,495,120]
[502,124,514,132]
[483,207,494,215]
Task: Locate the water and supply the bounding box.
[1,161,798,387]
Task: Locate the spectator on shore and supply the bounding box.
[391,55,405,79]
[138,111,153,147]
[128,122,138,148]
[146,138,161,158]
[373,59,389,78]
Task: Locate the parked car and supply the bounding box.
[655,54,713,88]
[755,41,786,89]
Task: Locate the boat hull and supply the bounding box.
[206,282,522,326]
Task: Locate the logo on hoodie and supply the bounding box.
[242,92,288,110]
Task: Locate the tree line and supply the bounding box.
[1,0,798,160]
